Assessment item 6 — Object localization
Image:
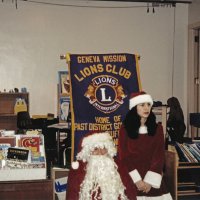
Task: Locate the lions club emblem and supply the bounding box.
[84,75,127,113]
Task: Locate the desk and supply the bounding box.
[47,123,71,166]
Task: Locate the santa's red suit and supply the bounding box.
[66,159,136,200]
[66,132,136,200]
[118,123,172,200]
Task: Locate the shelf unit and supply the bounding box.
[0,92,29,131]
[166,147,200,200]
[178,163,200,198]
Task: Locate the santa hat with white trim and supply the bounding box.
[71,131,117,170]
[129,91,153,110]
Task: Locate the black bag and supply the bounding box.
[167,97,186,143]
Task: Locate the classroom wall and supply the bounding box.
[188,0,200,24]
[0,0,188,120]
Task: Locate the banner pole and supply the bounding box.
[60,54,66,60]
[60,54,141,60]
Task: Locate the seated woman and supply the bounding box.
[118,91,173,200]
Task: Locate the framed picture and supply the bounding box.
[59,96,70,123]
[58,71,70,95]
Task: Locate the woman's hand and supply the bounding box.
[135,180,146,191]
[143,182,152,193]
[135,181,152,193]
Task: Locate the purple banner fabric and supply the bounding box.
[66,53,141,160]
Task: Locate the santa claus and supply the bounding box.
[66,131,136,200]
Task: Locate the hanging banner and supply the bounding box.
[66,53,142,160]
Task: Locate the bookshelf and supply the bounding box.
[167,145,200,200]
[0,92,29,131]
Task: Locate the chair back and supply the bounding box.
[17,111,32,130]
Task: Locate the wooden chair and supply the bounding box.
[164,150,177,200]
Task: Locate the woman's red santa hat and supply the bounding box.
[129,91,153,110]
[71,131,117,170]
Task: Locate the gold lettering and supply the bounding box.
[74,64,104,82]
[113,115,121,122]
[88,123,112,131]
[105,64,132,79]
[105,64,112,73]
[103,55,127,63]
[77,56,100,63]
[74,123,88,130]
[74,74,83,82]
[124,70,131,79]
[95,117,110,123]
[113,122,122,129]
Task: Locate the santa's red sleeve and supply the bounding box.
[66,161,86,200]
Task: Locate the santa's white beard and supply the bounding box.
[79,155,128,200]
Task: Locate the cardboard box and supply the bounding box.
[0,168,46,181]
[0,134,47,181]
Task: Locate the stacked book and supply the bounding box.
[174,142,200,163]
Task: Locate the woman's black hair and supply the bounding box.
[123,106,157,139]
